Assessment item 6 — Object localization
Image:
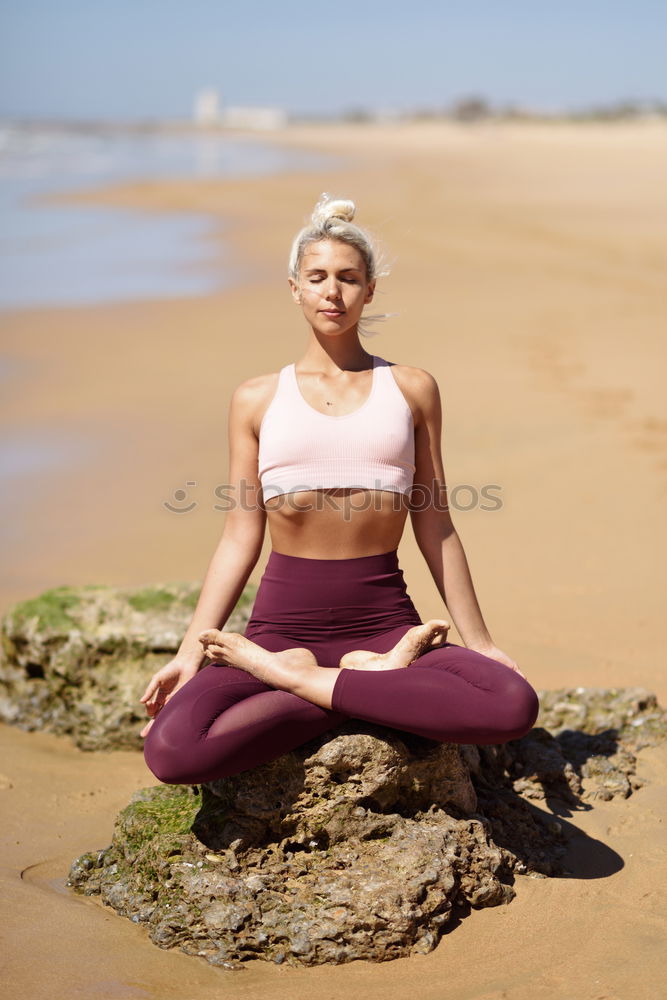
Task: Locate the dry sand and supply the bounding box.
[1,121,666,998]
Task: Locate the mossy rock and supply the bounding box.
[10,585,91,631]
[68,725,511,967]
[0,581,256,751]
[67,690,667,968]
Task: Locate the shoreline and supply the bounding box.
[0,124,338,314]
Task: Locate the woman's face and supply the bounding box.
[289,239,375,336]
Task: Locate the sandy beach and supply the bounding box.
[2,120,666,998]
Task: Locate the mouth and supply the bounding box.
[319,309,345,317]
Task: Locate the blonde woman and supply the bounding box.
[141,196,539,783]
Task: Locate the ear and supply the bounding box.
[288,277,302,304]
[364,279,376,305]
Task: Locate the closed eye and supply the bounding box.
[307,274,360,284]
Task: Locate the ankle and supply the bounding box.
[288,659,316,699]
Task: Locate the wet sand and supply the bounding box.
[1,120,666,997]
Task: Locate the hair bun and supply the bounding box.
[312,193,356,227]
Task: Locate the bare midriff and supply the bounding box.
[265,488,410,559]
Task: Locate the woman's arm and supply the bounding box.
[399,367,522,673]
[140,376,274,734]
[168,380,268,670]
[170,377,271,670]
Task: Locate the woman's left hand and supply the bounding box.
[469,643,527,680]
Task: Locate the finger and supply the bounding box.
[145,689,168,715]
[143,677,170,706]
[143,685,160,706]
[140,678,159,703]
[204,642,225,655]
[140,718,154,738]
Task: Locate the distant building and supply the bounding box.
[194,88,221,126]
[221,106,288,130]
[193,88,287,130]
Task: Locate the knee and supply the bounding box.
[143,733,193,785]
[497,677,540,742]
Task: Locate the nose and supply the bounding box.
[323,275,341,300]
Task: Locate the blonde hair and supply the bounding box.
[288,193,384,282]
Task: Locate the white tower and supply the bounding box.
[193,88,220,126]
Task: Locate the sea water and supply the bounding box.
[0,124,331,310]
[0,125,333,549]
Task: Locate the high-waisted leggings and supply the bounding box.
[144,549,540,785]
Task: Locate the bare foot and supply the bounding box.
[198,629,317,691]
[339,619,450,671]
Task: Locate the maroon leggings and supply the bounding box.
[144,549,539,784]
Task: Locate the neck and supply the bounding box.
[301,329,374,374]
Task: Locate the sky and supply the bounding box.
[1,0,666,120]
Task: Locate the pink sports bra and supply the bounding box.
[258,355,415,501]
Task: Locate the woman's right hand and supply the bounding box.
[139,659,200,738]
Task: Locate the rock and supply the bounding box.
[3,587,665,969]
[0,582,255,750]
[68,689,667,968]
[537,686,665,744]
[508,687,667,803]
[67,721,554,967]
[194,724,477,852]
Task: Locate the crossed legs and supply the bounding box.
[144,622,450,784]
[198,618,451,710]
[143,659,348,784]
[143,622,539,786]
[197,624,538,744]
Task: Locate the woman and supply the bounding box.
[141,195,539,785]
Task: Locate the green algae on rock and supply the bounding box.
[0,581,255,751]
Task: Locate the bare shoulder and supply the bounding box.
[388,363,441,416]
[230,371,280,432]
[234,372,280,401]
